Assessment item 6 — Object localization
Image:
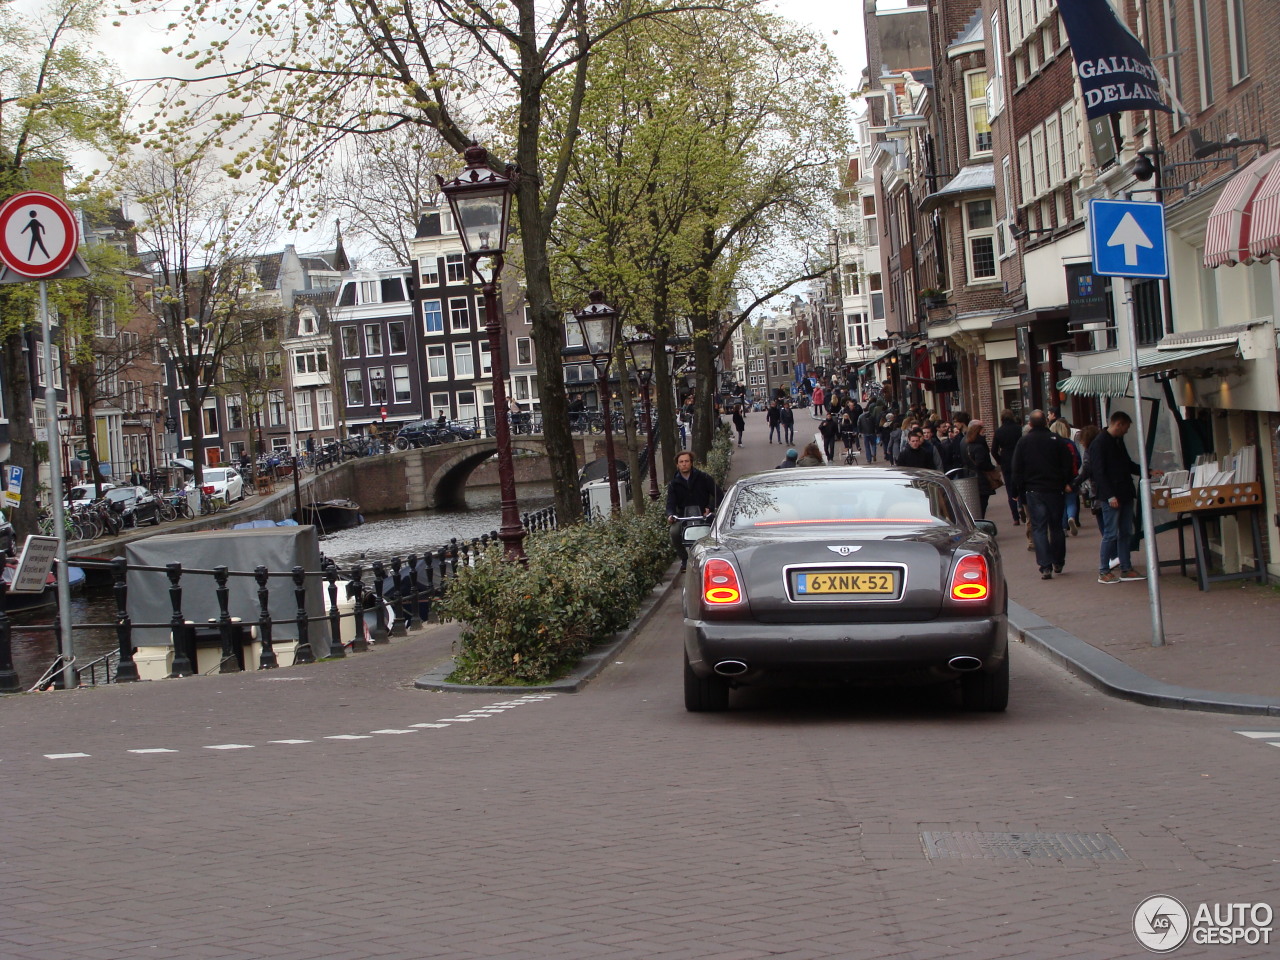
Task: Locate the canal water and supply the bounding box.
[6,498,552,687]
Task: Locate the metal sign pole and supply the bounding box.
[40,280,76,686]
[1122,277,1166,647]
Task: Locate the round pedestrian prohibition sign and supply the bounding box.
[1133,895,1191,953]
[0,190,79,278]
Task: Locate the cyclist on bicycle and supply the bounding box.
[838,400,860,465]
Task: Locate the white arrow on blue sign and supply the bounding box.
[1088,198,1168,279]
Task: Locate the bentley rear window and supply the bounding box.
[726,477,958,530]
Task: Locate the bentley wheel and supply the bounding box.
[959,653,1009,712]
[684,649,730,712]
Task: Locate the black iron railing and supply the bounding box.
[0,505,559,693]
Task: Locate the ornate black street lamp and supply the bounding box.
[625,333,660,501]
[438,143,525,561]
[574,291,622,515]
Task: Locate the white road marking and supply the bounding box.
[29,693,560,762]
[1234,731,1280,739]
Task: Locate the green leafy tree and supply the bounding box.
[0,0,129,536]
[548,9,850,464]
[51,235,153,493]
[122,150,275,487]
[132,0,754,522]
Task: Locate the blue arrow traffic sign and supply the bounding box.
[1089,198,1168,278]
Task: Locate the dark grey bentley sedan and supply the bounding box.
[680,467,1008,713]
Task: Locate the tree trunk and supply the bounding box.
[617,366,642,514]
[2,331,39,539]
[515,80,581,524]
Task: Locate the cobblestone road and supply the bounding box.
[2,599,1277,959]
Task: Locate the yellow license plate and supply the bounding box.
[796,570,896,595]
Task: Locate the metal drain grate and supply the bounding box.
[921,831,1129,861]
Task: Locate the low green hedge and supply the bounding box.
[436,503,672,685]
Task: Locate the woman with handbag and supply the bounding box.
[962,420,1001,519]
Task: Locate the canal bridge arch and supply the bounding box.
[417,436,551,510]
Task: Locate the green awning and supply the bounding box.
[1056,372,1133,397]
[1058,342,1240,397]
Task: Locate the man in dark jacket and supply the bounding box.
[765,400,782,444]
[666,450,718,572]
[894,428,943,470]
[1011,410,1075,579]
[990,409,1024,525]
[1088,410,1146,584]
[856,408,877,462]
[779,401,795,444]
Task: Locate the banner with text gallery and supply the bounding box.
[1058,0,1171,119]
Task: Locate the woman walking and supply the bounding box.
[731,404,746,446]
[962,420,999,519]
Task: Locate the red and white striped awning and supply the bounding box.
[1203,150,1280,268]
[1248,155,1280,261]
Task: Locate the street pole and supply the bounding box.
[40,280,76,689]
[640,376,659,500]
[1122,277,1166,647]
[481,276,527,561]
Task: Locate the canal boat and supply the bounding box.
[2,561,85,612]
[298,499,364,533]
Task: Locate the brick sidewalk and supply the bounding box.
[725,417,1280,701]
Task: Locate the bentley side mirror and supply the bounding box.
[974,519,998,537]
[681,522,713,544]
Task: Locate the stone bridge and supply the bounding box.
[305,437,556,513]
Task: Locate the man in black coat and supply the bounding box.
[666,451,718,571]
[1011,410,1074,579]
[894,428,944,470]
[990,409,1024,525]
[1088,410,1146,584]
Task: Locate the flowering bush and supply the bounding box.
[436,503,670,685]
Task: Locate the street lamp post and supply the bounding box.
[438,142,525,562]
[626,334,661,501]
[574,291,622,515]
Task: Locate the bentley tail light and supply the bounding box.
[703,558,743,605]
[950,554,989,601]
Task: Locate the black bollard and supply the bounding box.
[370,560,389,644]
[112,557,140,682]
[292,566,315,663]
[389,557,407,637]
[349,564,368,653]
[213,565,241,673]
[167,562,195,677]
[255,566,278,669]
[324,563,345,657]
[405,553,423,630]
[0,596,20,693]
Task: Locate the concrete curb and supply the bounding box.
[1008,601,1280,717]
[414,564,680,694]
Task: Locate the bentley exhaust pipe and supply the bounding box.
[714,660,749,677]
[948,656,983,672]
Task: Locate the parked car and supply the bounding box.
[65,482,117,507]
[102,485,162,527]
[186,467,245,503]
[679,466,1008,713]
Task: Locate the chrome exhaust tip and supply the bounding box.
[948,656,983,672]
[714,660,749,677]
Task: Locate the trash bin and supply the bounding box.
[947,469,982,520]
